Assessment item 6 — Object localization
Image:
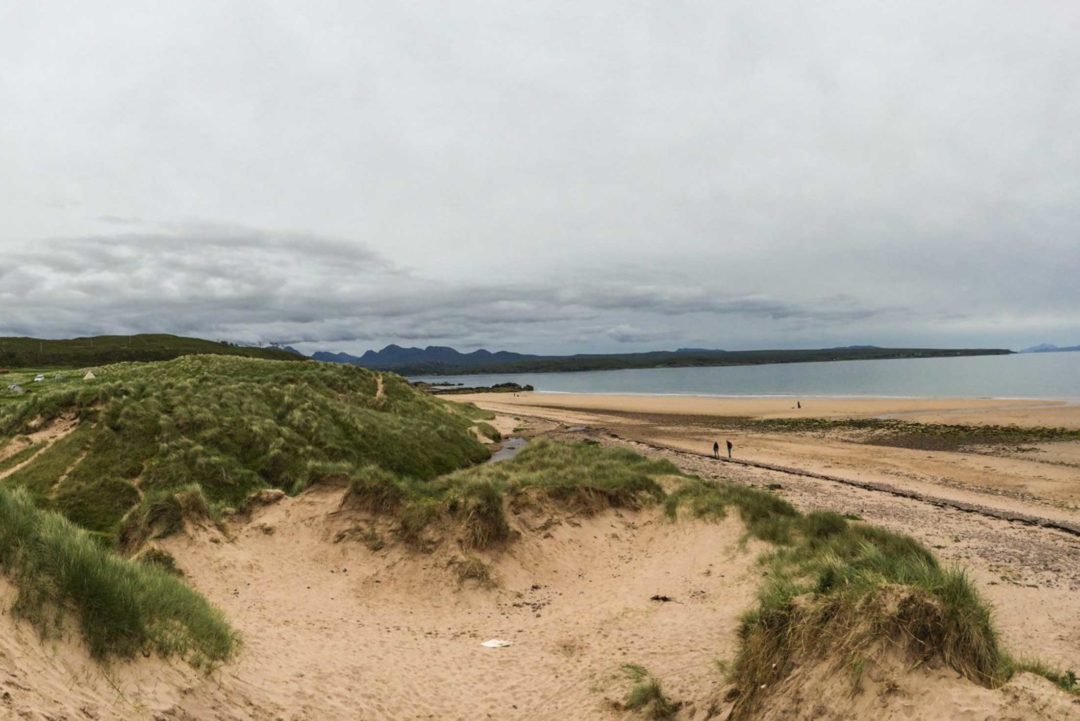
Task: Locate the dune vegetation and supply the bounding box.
[0,354,489,666]
[0,486,235,664]
[0,355,490,542]
[339,437,1075,710]
[341,438,678,549]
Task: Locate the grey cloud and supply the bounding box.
[1,225,914,352]
[2,3,1079,352]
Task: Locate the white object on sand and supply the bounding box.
[480,639,512,648]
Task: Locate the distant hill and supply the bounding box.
[311,344,540,374]
[311,344,1013,376]
[1021,343,1080,353]
[0,334,306,368]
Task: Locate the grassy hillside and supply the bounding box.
[0,333,303,368]
[0,356,489,541]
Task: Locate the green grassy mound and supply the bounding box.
[341,439,679,549]
[0,486,234,665]
[0,355,489,541]
[661,479,1077,714]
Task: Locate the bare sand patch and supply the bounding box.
[154,484,763,720]
[0,413,80,481]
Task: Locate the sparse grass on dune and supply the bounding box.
[338,436,1068,711]
[0,486,235,666]
[0,356,489,543]
[341,439,679,549]
[620,664,680,720]
[661,478,1078,715]
[464,439,673,513]
[475,421,501,442]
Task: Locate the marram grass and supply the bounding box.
[0,486,235,666]
[0,355,489,540]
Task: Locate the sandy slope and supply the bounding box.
[0,483,766,720]
[2,472,1078,719]
[0,577,249,720]
[155,484,765,720]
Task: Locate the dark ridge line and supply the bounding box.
[608,433,1080,539]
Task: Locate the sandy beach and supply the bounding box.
[450,393,1080,429]
[451,393,1080,510]
[447,393,1080,676]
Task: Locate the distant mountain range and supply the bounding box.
[312,345,537,369]
[310,344,1013,376]
[1020,343,1080,353]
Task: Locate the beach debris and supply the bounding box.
[649,594,675,603]
[480,639,512,648]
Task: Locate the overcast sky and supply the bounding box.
[2,1,1078,355]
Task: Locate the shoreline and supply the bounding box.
[527,390,1080,404]
[449,391,1080,429]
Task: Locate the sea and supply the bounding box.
[410,351,1080,400]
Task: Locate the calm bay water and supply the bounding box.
[411,352,1080,399]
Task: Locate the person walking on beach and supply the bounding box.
[712,441,720,459]
[726,440,733,459]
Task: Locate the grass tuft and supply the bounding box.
[475,422,501,442]
[118,485,213,553]
[620,664,679,719]
[450,556,496,588]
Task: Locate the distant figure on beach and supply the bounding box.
[797,401,801,409]
[726,440,733,459]
[712,441,720,459]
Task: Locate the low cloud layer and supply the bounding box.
[0,224,924,353]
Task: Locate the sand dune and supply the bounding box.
[3,463,1077,719]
